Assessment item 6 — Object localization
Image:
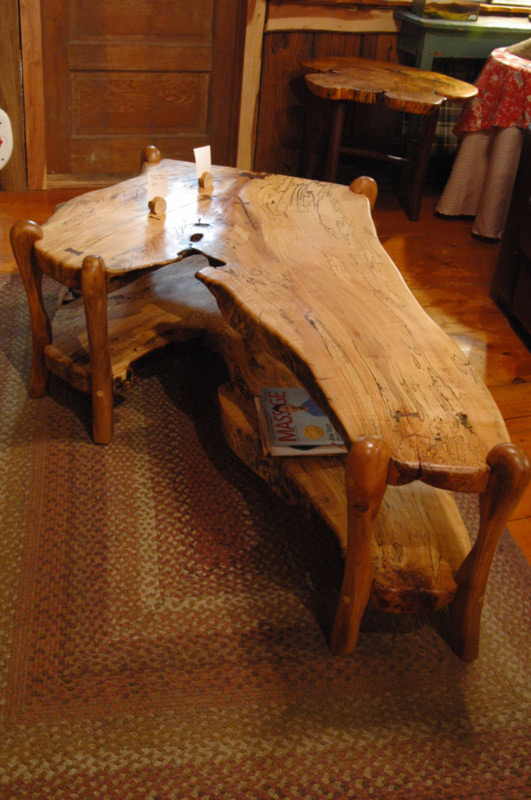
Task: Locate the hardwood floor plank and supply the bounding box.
[375,194,500,289]
[490,381,531,421]
[408,286,531,386]
[448,330,531,387]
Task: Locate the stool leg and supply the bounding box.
[302,94,322,179]
[450,443,530,661]
[330,436,390,656]
[406,109,439,221]
[81,255,114,444]
[10,220,50,397]
[325,101,347,184]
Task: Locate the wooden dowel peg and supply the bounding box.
[350,176,378,210]
[148,196,167,217]
[199,171,213,189]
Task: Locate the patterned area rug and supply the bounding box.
[1,274,530,800]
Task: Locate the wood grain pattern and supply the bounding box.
[330,436,390,656]
[253,30,404,175]
[12,158,528,658]
[450,443,531,660]
[302,55,478,114]
[195,168,508,490]
[218,383,471,616]
[9,221,50,396]
[81,255,114,444]
[31,158,509,491]
[236,0,268,170]
[266,4,401,33]
[5,182,530,567]
[38,0,245,181]
[19,0,47,189]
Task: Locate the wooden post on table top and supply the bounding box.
[10,220,50,397]
[330,436,391,656]
[350,176,378,210]
[81,255,113,445]
[450,442,531,661]
[140,145,162,171]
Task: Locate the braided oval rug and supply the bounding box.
[0,274,530,800]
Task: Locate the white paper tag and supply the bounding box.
[193,145,211,179]
[147,170,168,201]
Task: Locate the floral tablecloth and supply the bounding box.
[455,47,531,134]
[437,47,531,239]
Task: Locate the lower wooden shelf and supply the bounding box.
[218,382,472,615]
[44,257,224,394]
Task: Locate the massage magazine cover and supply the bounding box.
[256,387,347,456]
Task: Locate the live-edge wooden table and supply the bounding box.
[11,148,530,661]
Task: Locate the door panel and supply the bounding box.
[40,0,245,181]
[71,0,212,38]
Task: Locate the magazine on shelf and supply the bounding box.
[256,387,347,456]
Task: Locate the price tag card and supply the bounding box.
[193,145,212,179]
[147,170,168,201]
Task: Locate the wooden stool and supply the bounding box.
[302,56,478,221]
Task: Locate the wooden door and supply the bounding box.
[40,0,246,183]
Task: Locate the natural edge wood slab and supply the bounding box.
[192,166,507,491]
[301,55,478,114]
[13,153,530,659]
[27,159,507,492]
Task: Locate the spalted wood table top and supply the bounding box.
[35,160,507,489]
[301,55,478,114]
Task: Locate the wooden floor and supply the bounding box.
[1,182,530,564]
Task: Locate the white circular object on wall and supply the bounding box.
[0,109,14,170]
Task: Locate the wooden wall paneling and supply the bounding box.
[36,0,245,184]
[68,44,213,73]
[19,0,47,189]
[254,31,314,174]
[71,74,210,136]
[72,0,211,35]
[41,0,77,175]
[253,28,402,178]
[361,31,399,62]
[0,1,27,190]
[41,0,217,178]
[312,32,363,58]
[237,0,268,170]
[266,4,401,34]
[210,0,248,166]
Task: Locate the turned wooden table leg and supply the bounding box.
[450,443,531,661]
[10,220,50,397]
[324,100,347,183]
[330,436,391,656]
[81,255,113,445]
[407,109,439,222]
